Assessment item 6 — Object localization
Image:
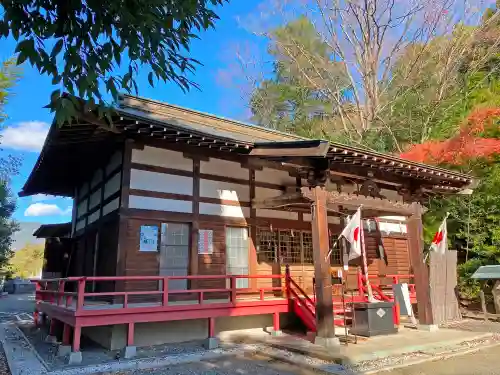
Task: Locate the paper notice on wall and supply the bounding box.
[198,229,214,255]
[139,225,159,252]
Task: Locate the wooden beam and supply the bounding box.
[252,192,307,209]
[250,140,330,157]
[190,158,200,284]
[407,202,434,326]
[310,186,336,342]
[302,188,414,216]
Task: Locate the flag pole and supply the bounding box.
[359,206,374,302]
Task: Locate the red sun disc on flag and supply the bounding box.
[353,227,359,242]
[432,231,443,244]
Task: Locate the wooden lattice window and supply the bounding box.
[330,237,342,266]
[256,228,343,265]
[256,229,277,263]
[302,232,314,263]
[278,230,302,264]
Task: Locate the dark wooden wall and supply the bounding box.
[119,212,411,295]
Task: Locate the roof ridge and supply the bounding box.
[118,93,308,142]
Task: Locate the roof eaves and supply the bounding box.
[118,93,307,142]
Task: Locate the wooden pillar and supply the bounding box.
[310,186,336,341]
[72,326,81,352]
[407,202,434,326]
[127,323,135,346]
[63,324,71,346]
[190,158,200,289]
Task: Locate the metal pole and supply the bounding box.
[351,289,357,344]
[360,207,374,302]
[341,278,348,346]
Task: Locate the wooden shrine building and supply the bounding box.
[23,95,473,360]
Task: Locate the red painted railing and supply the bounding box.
[33,271,418,332]
[285,267,317,331]
[34,274,285,312]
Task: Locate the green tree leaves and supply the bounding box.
[1,0,227,124]
[7,243,44,279]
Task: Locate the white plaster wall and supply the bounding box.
[200,158,248,180]
[132,147,192,171]
[199,202,249,218]
[78,183,89,199]
[302,214,342,225]
[87,210,100,224]
[256,209,298,221]
[89,189,101,210]
[255,168,295,186]
[102,197,120,216]
[199,179,249,202]
[90,169,103,188]
[130,169,192,195]
[328,216,340,225]
[76,199,87,218]
[129,195,192,213]
[104,171,122,198]
[75,219,85,231]
[377,216,407,234]
[106,150,122,174]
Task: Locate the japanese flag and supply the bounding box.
[341,208,362,260]
[430,216,448,254]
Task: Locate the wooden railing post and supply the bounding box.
[33,281,41,327]
[77,278,86,311]
[285,264,291,300]
[230,276,237,305]
[357,269,365,301]
[34,281,41,302]
[162,277,168,307]
[57,280,65,305]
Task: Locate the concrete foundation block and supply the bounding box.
[67,351,82,365]
[271,330,283,337]
[122,345,137,359]
[45,335,57,344]
[314,336,340,348]
[57,345,71,357]
[203,337,219,350]
[417,324,439,332]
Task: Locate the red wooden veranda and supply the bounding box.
[33,268,416,355]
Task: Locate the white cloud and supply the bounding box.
[24,203,72,217]
[1,121,50,152]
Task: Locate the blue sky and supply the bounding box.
[0,2,266,225]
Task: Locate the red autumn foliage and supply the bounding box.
[400,108,500,165]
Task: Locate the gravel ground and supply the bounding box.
[0,342,11,375]
[99,353,320,375]
[19,322,211,370]
[373,344,500,375]
[442,318,500,333]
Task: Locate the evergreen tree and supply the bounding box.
[0,60,20,269]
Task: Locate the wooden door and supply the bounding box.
[160,223,190,290]
[225,227,249,288]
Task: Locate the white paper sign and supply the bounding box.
[139,225,159,252]
[198,229,214,255]
[393,283,413,316]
